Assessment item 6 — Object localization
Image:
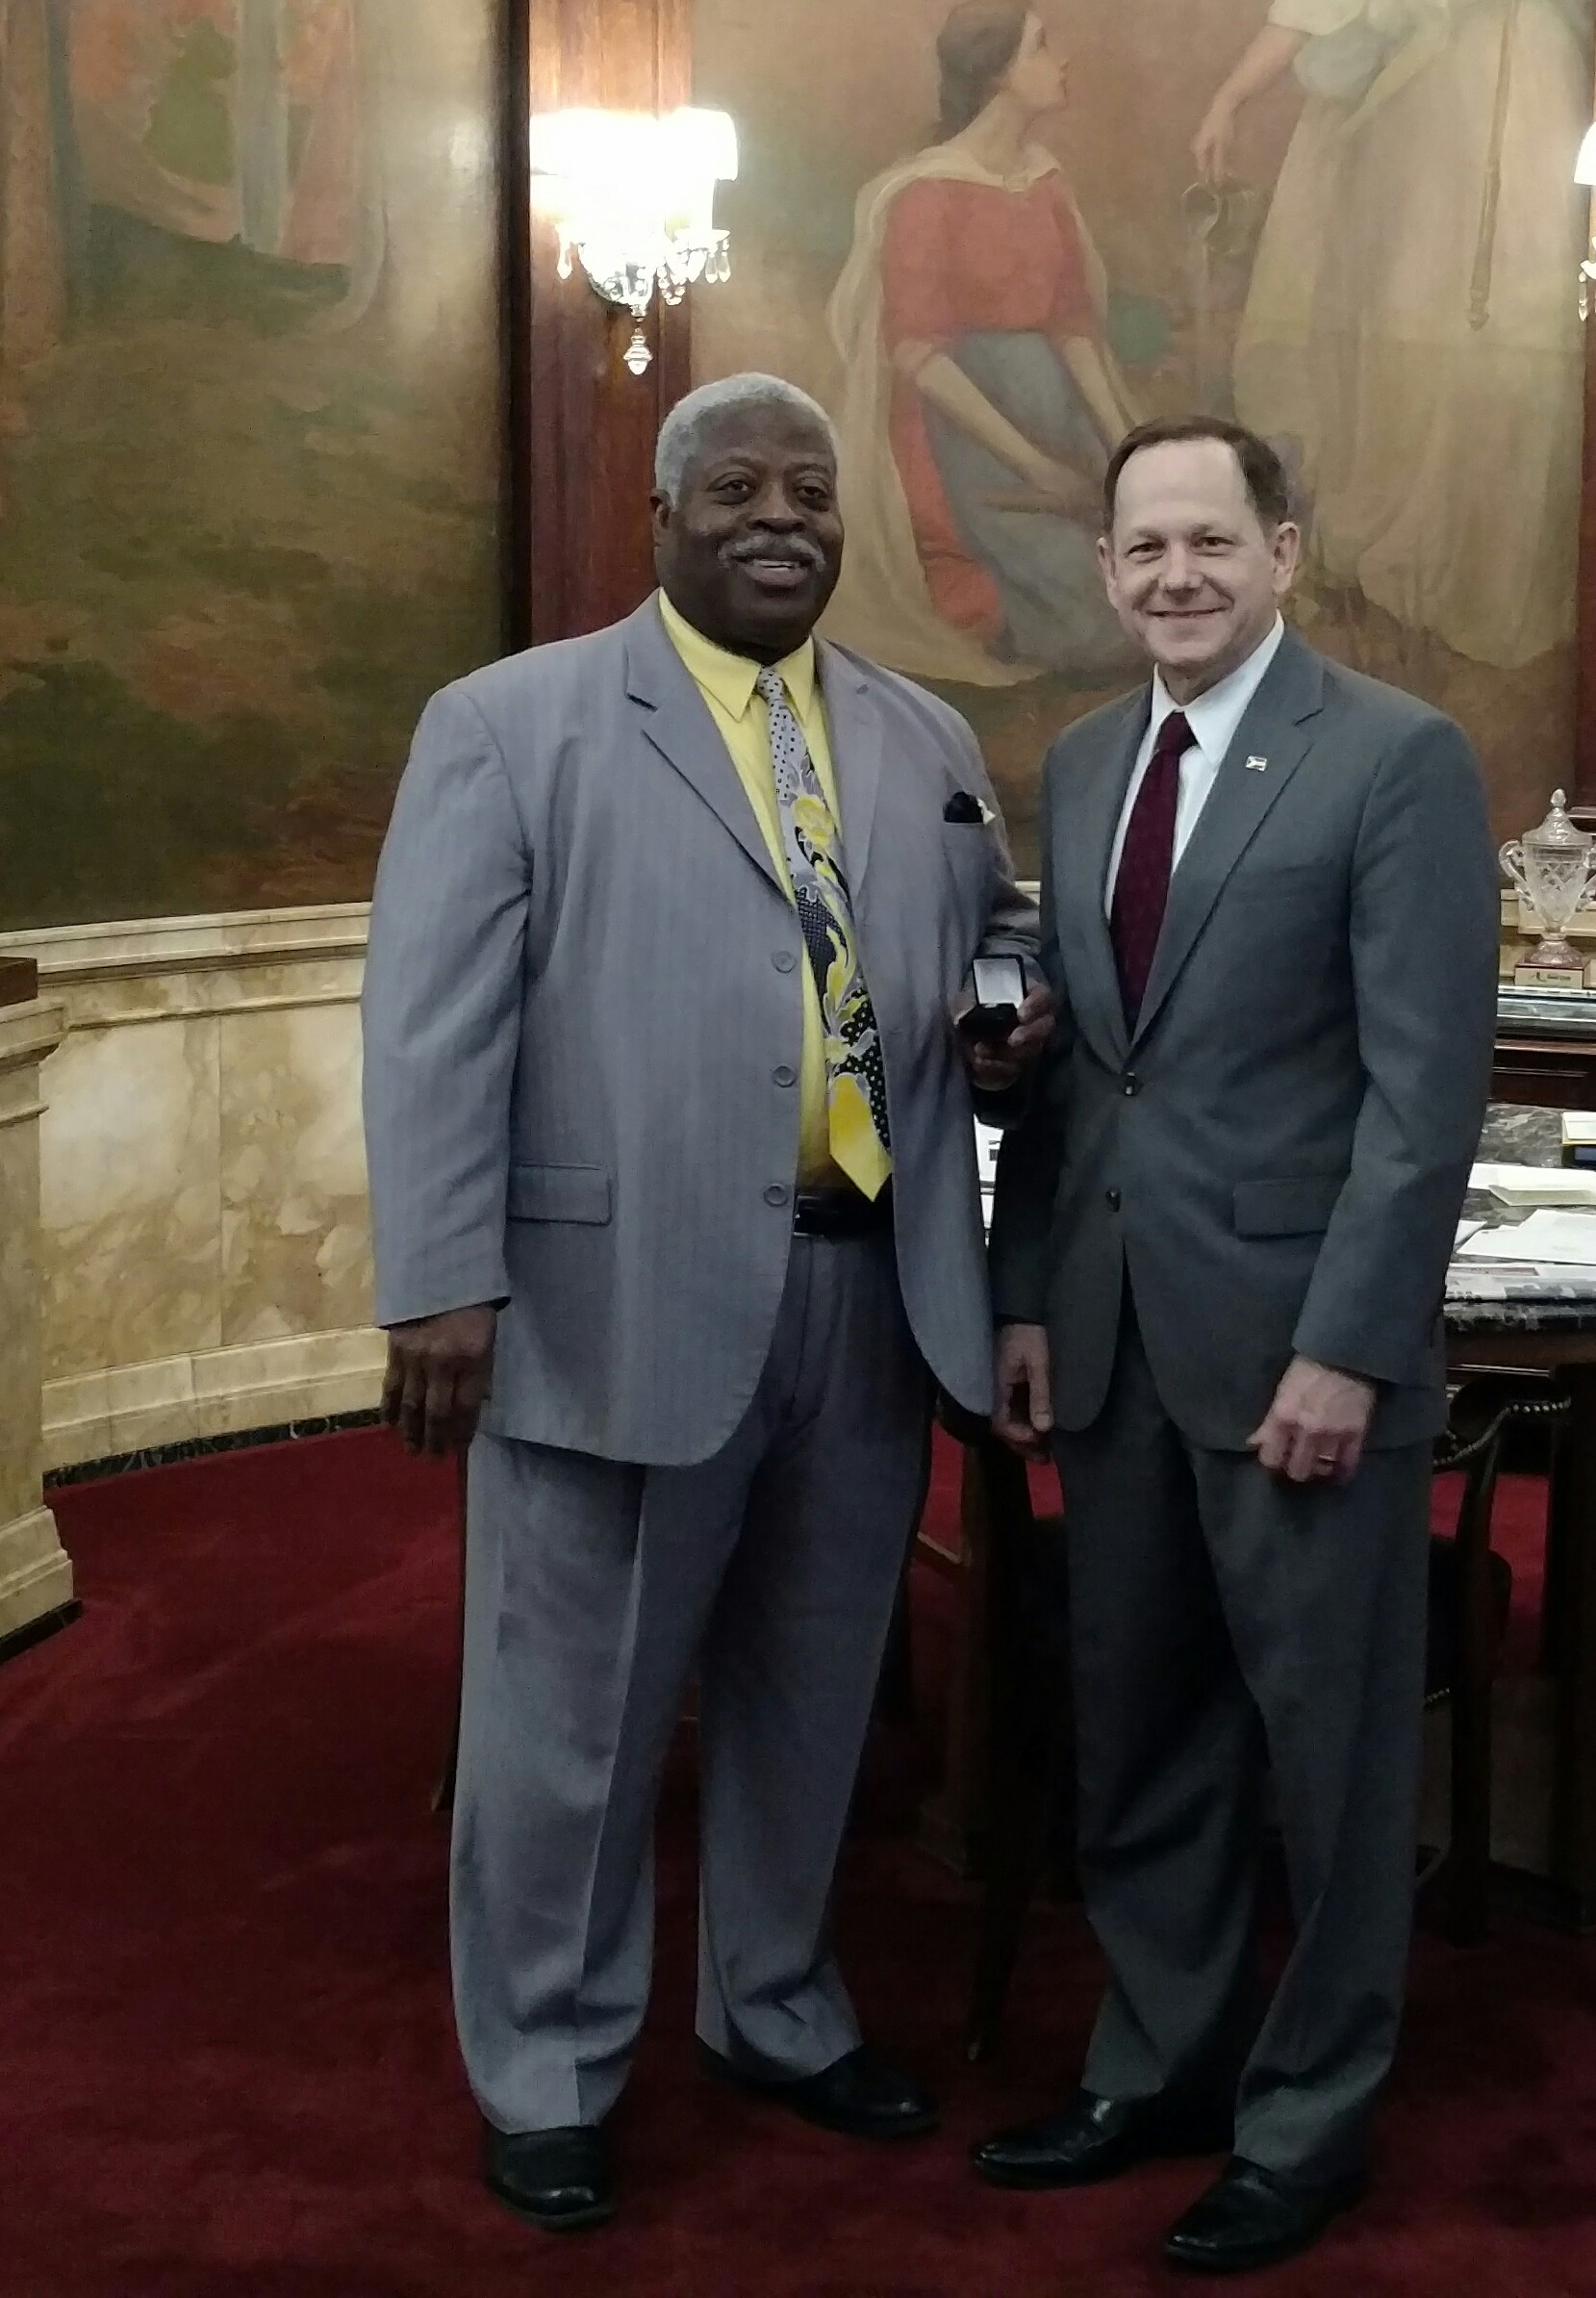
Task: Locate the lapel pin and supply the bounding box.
[1245,755,1268,773]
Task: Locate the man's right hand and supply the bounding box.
[381,1304,498,1457]
[992,1321,1054,1461]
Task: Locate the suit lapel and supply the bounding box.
[817,643,882,902]
[1063,693,1148,1067]
[1130,632,1326,1049]
[623,596,783,893]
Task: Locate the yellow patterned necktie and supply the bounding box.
[756,668,892,1199]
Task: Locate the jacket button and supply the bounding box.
[764,1183,791,1208]
[1123,1073,1140,1097]
[773,1065,797,1087]
[773,950,798,974]
[1105,1187,1122,1211]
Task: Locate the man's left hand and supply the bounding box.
[959,984,1056,1092]
[1248,1355,1377,1486]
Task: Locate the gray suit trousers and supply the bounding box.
[1059,1302,1431,2181]
[450,1228,929,2133]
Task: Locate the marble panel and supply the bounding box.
[0,1508,72,1641]
[42,1327,385,1471]
[0,1046,47,1526]
[0,902,369,978]
[220,1002,372,1347]
[0,906,368,1031]
[0,999,72,1633]
[28,955,366,1035]
[39,1015,222,1384]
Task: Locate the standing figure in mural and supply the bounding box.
[1194,0,1591,670]
[827,2,1140,687]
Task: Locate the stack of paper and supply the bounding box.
[1485,1170,1596,1209]
[1455,1209,1596,1270]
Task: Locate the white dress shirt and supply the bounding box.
[1104,615,1287,911]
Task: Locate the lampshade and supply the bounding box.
[529,108,738,227]
[1577,122,1596,187]
[528,108,739,373]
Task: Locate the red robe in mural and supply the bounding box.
[879,171,1099,643]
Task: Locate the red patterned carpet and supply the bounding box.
[3,1429,1594,2298]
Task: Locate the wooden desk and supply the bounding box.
[924,1093,1596,1929]
[1445,1318,1596,1928]
[1492,1035,1596,1110]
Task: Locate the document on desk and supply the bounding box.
[1455,1209,1596,1266]
[1468,1162,1596,1207]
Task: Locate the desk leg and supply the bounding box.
[916,1444,993,1876]
[917,1439,1034,1877]
[1551,1366,1596,1927]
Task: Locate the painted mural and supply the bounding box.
[0,0,504,930]
[694,0,1594,869]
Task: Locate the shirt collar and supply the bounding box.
[1150,614,1286,764]
[658,590,818,722]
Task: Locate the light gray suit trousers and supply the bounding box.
[452,1230,927,2133]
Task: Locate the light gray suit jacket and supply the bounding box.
[988,631,1501,1451]
[363,595,1038,1466]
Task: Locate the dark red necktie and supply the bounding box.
[1110,709,1192,1023]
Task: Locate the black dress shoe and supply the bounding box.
[483,2122,617,2234]
[972,2088,1233,2190]
[1164,2157,1369,2274]
[698,2042,939,2139]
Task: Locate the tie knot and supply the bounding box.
[1153,709,1194,767]
[1153,707,1194,762]
[755,666,787,709]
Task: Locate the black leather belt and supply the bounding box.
[792,1186,892,1239]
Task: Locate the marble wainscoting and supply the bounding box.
[0,908,385,1472]
[0,997,73,1640]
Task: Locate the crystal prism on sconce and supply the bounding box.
[531,108,738,375]
[1577,121,1596,319]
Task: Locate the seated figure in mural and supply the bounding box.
[1194,0,1591,671]
[827,2,1140,688]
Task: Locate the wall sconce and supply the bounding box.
[529,107,738,375]
[1577,122,1596,319]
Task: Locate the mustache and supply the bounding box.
[724,538,827,571]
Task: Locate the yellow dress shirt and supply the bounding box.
[659,591,854,1189]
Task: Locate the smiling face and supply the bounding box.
[1001,13,1067,119]
[651,404,844,661]
[1098,438,1299,701]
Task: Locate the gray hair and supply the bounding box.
[654,373,839,502]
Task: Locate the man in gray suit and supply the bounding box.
[362,373,1044,2234]
[974,418,1500,2272]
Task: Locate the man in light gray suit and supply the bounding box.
[362,373,1045,2234]
[974,418,1500,2273]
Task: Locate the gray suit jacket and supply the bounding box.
[988,632,1500,1451]
[363,595,1038,1465]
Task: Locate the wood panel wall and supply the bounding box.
[514,0,692,648]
